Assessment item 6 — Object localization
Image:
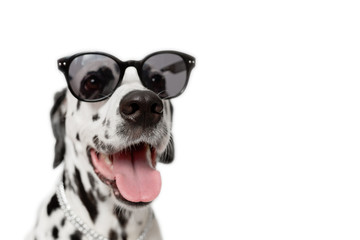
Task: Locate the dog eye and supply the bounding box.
[143,70,166,95]
[83,75,102,91]
[78,66,117,100]
[85,77,101,91]
[150,72,165,83]
[78,72,104,99]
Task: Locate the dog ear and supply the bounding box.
[160,102,175,164]
[50,89,67,168]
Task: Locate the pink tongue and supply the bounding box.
[113,146,161,203]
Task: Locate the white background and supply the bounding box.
[0,0,359,239]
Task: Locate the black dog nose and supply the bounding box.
[120,90,163,127]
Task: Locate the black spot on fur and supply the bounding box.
[74,168,98,222]
[76,101,81,111]
[92,114,100,121]
[96,189,109,202]
[101,118,111,128]
[70,230,82,240]
[114,209,131,228]
[87,172,96,189]
[121,232,128,240]
[47,194,60,216]
[104,130,109,139]
[52,226,59,239]
[60,217,66,227]
[76,133,80,141]
[109,229,118,240]
[62,172,66,190]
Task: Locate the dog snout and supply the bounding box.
[120,90,163,127]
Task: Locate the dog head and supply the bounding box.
[50,67,175,210]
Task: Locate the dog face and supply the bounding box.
[51,67,174,210]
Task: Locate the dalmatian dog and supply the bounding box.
[26,51,195,240]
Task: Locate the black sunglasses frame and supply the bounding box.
[58,50,196,102]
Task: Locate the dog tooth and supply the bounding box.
[146,145,151,160]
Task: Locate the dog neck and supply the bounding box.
[60,150,152,240]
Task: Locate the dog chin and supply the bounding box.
[87,142,162,208]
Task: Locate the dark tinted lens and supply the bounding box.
[142,53,187,98]
[68,54,121,101]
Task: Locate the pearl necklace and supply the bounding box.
[56,182,153,240]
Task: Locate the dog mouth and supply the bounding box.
[89,143,161,205]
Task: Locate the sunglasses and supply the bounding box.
[58,51,196,102]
